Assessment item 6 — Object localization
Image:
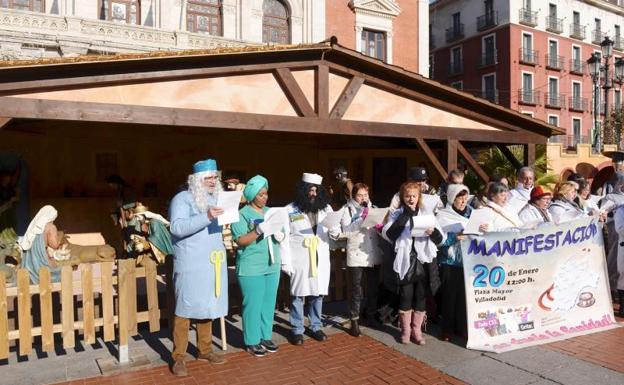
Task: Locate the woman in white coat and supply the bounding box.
[548,181,586,224]
[340,183,383,337]
[518,185,553,225]
[480,182,523,232]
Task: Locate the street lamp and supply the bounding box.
[589,37,615,153]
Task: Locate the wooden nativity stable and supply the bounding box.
[0,38,563,245]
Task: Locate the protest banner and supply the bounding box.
[461,217,619,353]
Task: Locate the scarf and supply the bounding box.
[529,202,551,222]
[487,201,522,228]
[392,208,438,280]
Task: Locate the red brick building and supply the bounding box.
[430,0,624,150]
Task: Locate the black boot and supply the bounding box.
[349,319,361,337]
[618,290,624,317]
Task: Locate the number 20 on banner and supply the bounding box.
[473,264,506,288]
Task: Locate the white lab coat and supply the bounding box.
[483,201,522,232]
[340,200,383,267]
[548,199,586,224]
[611,206,624,291]
[280,203,337,297]
[518,203,552,225]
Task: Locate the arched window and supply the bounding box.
[187,0,222,35]
[99,0,140,24]
[0,0,44,12]
[262,0,290,44]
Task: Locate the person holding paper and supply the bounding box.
[230,175,284,357]
[169,159,227,376]
[382,182,444,345]
[282,173,340,346]
[389,167,441,215]
[600,171,624,296]
[340,183,383,337]
[480,182,522,232]
[548,182,586,224]
[518,186,552,225]
[435,184,471,341]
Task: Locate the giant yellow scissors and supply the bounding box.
[210,250,226,297]
[303,236,320,277]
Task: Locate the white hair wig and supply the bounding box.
[187,170,222,213]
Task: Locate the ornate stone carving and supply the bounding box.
[80,20,176,46]
[0,9,68,31]
[349,0,402,18]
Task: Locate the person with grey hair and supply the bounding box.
[507,167,535,213]
[479,182,522,232]
[600,171,624,299]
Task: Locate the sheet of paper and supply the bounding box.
[464,208,492,235]
[320,210,343,230]
[361,207,389,228]
[587,194,601,206]
[421,194,442,214]
[600,200,616,213]
[410,214,436,237]
[262,207,289,236]
[216,190,242,226]
[441,222,464,234]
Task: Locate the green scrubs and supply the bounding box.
[231,204,281,346]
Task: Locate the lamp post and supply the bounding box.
[588,37,624,152]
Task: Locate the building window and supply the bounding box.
[482,73,497,103]
[263,0,290,44]
[548,115,559,126]
[0,0,44,12]
[361,29,386,61]
[616,89,622,111]
[450,46,462,75]
[187,0,222,35]
[521,72,535,104]
[572,118,582,146]
[547,77,560,107]
[99,0,140,24]
[482,35,496,66]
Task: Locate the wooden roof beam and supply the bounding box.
[458,141,490,183]
[415,138,448,180]
[273,68,316,118]
[330,75,365,119]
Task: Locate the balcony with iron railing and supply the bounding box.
[448,61,463,76]
[478,50,497,67]
[477,11,498,31]
[545,93,566,108]
[519,48,539,65]
[569,96,588,111]
[615,37,624,51]
[569,59,586,75]
[546,54,564,70]
[476,89,499,104]
[549,135,590,151]
[570,23,586,40]
[592,29,607,44]
[518,89,540,105]
[445,24,464,43]
[546,16,563,34]
[519,8,538,27]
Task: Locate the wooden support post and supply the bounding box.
[127,261,137,337]
[415,138,448,180]
[81,264,95,345]
[274,68,316,117]
[17,269,32,356]
[61,265,74,349]
[118,259,130,364]
[144,259,160,333]
[447,139,458,173]
[101,261,115,342]
[457,142,490,183]
[497,144,523,170]
[524,143,536,167]
[39,268,54,352]
[315,64,329,119]
[0,272,8,359]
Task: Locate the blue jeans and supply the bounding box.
[290,295,323,335]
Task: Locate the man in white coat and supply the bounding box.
[281,173,340,345]
[508,167,535,213]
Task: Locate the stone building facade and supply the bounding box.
[0,0,427,74]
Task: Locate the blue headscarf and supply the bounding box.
[243,175,268,202]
